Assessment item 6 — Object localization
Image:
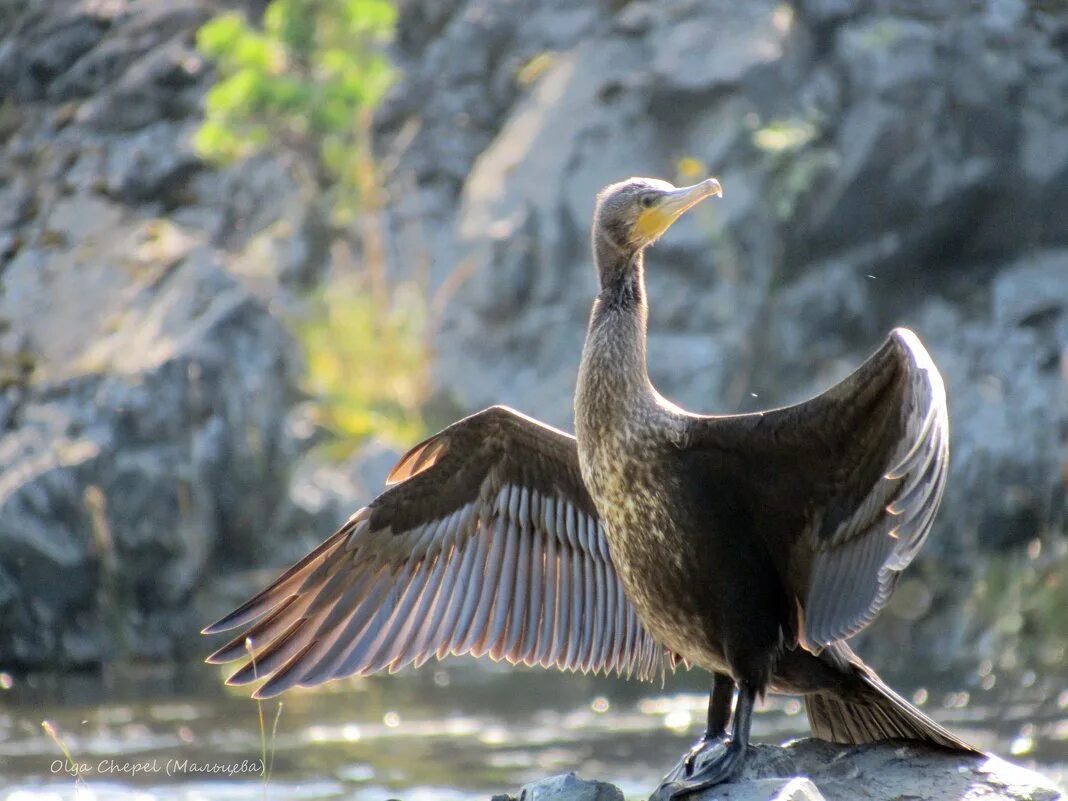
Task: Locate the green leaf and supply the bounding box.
[204,69,262,115]
[265,0,317,55]
[346,0,397,37]
[193,118,240,162]
[232,30,274,71]
[196,13,247,59]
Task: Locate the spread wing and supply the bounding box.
[685,328,948,650]
[203,405,668,698]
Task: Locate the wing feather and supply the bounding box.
[552,543,572,667]
[204,405,670,696]
[537,527,560,667]
[487,515,520,660]
[520,525,545,666]
[803,328,948,649]
[803,329,949,647]
[502,512,532,661]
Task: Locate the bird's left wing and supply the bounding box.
[203,405,668,698]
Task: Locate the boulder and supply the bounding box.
[498,772,623,801]
[498,741,1065,801]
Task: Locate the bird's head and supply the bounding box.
[593,177,723,260]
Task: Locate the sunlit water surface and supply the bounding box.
[1,659,1064,800]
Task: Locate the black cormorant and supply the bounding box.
[204,177,978,799]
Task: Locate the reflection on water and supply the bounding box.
[0,659,1064,800]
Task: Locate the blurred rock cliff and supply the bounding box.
[0,0,1064,671]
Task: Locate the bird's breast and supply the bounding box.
[578,426,727,669]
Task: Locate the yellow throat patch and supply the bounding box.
[634,207,677,242]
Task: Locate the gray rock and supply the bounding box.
[651,4,790,93]
[0,9,110,101]
[684,739,1064,801]
[77,34,206,132]
[102,121,202,204]
[0,219,302,666]
[498,741,1065,801]
[48,1,208,101]
[180,153,300,249]
[514,771,624,801]
[0,0,323,669]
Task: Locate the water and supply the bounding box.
[1,659,1064,800]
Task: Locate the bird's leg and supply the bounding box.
[650,681,756,801]
[707,671,734,737]
[657,673,735,786]
[672,682,755,798]
[685,672,734,770]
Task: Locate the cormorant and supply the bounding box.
[204,177,978,799]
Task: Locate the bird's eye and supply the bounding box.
[640,195,655,208]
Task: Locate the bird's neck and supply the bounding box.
[592,228,649,325]
[576,240,653,437]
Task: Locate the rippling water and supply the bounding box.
[1,659,1064,800]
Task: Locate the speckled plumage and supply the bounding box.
[570,179,975,795]
[575,272,717,672]
[575,214,788,688]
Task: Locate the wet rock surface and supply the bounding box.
[499,741,1066,801]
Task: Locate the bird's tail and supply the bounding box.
[805,671,979,753]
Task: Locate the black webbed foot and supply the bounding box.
[653,737,746,799]
[658,731,729,786]
[648,678,756,801]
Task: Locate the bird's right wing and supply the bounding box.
[203,405,668,698]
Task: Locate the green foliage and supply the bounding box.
[297,279,429,456]
[195,0,396,214]
[197,0,437,456]
[752,118,816,154]
[752,116,838,220]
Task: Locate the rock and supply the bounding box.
[496,742,1066,801]
[0,210,303,666]
[651,5,791,94]
[178,153,301,249]
[0,7,111,101]
[509,771,624,801]
[376,0,602,202]
[681,740,1064,801]
[101,121,200,204]
[47,1,207,102]
[77,34,207,132]
[0,0,318,669]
